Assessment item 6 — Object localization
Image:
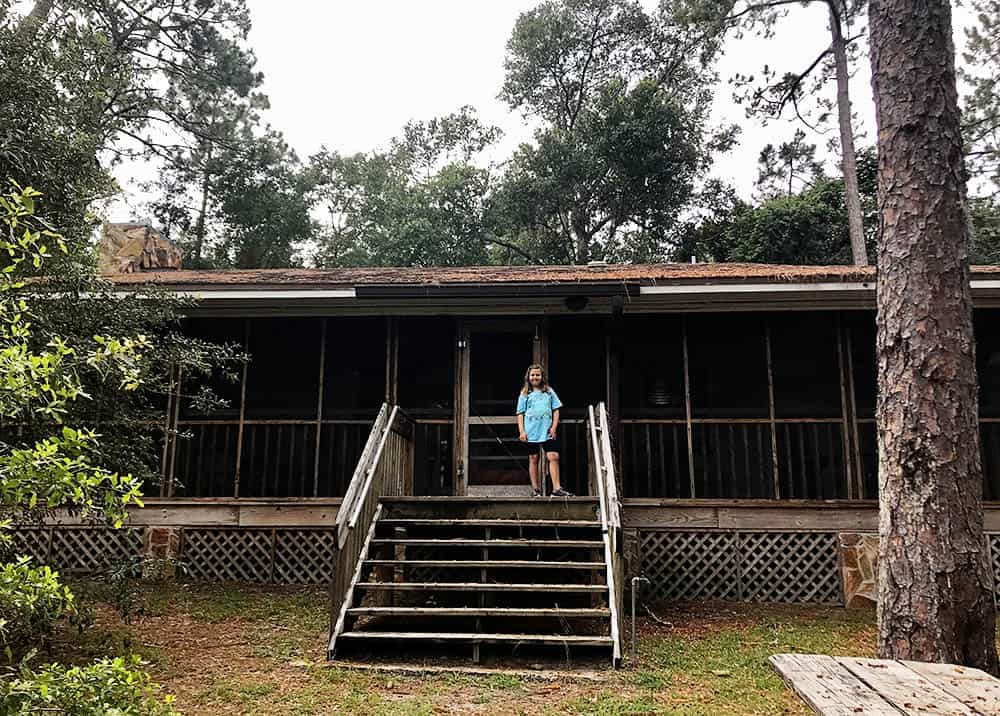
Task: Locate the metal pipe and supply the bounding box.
[631,576,650,667]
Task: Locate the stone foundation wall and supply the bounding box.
[839,533,879,608]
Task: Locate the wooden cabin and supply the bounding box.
[19,263,1000,663]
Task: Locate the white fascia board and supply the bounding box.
[112,288,358,300]
[638,281,873,295]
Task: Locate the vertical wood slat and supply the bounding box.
[844,323,866,499]
[835,316,858,499]
[672,425,682,497]
[233,319,250,498]
[765,323,781,499]
[645,422,653,497]
[682,318,696,498]
[313,318,327,498]
[160,363,175,494]
[166,365,184,496]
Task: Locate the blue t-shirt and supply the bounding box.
[516,388,563,443]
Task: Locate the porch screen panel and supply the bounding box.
[619,316,687,497]
[688,314,771,498]
[547,317,608,417]
[398,318,454,495]
[173,317,246,497]
[240,317,321,497]
[770,313,848,500]
[316,318,387,497]
[845,311,876,499]
[548,317,606,496]
[322,318,386,418]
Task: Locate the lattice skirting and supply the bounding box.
[8,526,334,585]
[182,528,334,585]
[11,527,145,573]
[639,530,842,605]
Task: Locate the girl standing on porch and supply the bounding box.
[516,364,573,497]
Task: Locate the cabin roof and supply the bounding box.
[106,264,1000,313]
[104,263,1000,290]
[107,262,900,290]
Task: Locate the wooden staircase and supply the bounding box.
[331,497,615,663]
[327,403,623,667]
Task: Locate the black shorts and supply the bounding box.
[522,438,560,455]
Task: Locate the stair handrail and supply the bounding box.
[588,401,624,666]
[328,403,414,657]
[337,402,389,546]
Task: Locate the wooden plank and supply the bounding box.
[363,559,606,570]
[354,582,606,593]
[769,654,904,715]
[622,506,719,529]
[338,631,613,646]
[346,607,609,617]
[370,539,603,548]
[902,661,1000,714]
[237,505,338,527]
[718,507,877,531]
[983,509,1000,532]
[130,505,240,527]
[378,518,601,528]
[838,657,979,715]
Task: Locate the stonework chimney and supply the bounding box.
[97,223,183,274]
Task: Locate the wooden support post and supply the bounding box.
[385,317,399,405]
[835,315,857,500]
[453,320,470,496]
[765,322,781,499]
[313,318,327,498]
[159,363,175,495]
[844,323,865,499]
[233,319,250,498]
[606,319,624,495]
[682,318,696,498]
[163,363,183,497]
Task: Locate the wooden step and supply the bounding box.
[381,496,598,504]
[347,606,609,618]
[354,581,607,593]
[379,518,601,528]
[371,538,603,548]
[364,559,606,570]
[337,631,613,646]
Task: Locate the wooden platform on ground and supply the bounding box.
[770,653,1000,715]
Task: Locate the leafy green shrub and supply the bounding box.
[0,655,178,715]
[0,557,73,658]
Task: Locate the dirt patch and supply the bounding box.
[45,583,878,714]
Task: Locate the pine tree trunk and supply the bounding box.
[869,0,999,674]
[17,0,54,37]
[192,145,213,267]
[828,1,867,266]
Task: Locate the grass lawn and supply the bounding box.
[50,582,879,715]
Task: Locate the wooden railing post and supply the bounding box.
[589,402,624,666]
[328,404,414,659]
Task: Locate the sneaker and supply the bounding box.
[531,488,543,497]
[551,488,574,497]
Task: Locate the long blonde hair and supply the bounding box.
[521,363,550,395]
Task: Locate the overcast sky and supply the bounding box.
[109,0,976,222]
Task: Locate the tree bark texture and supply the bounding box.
[828,1,868,266]
[869,0,999,674]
